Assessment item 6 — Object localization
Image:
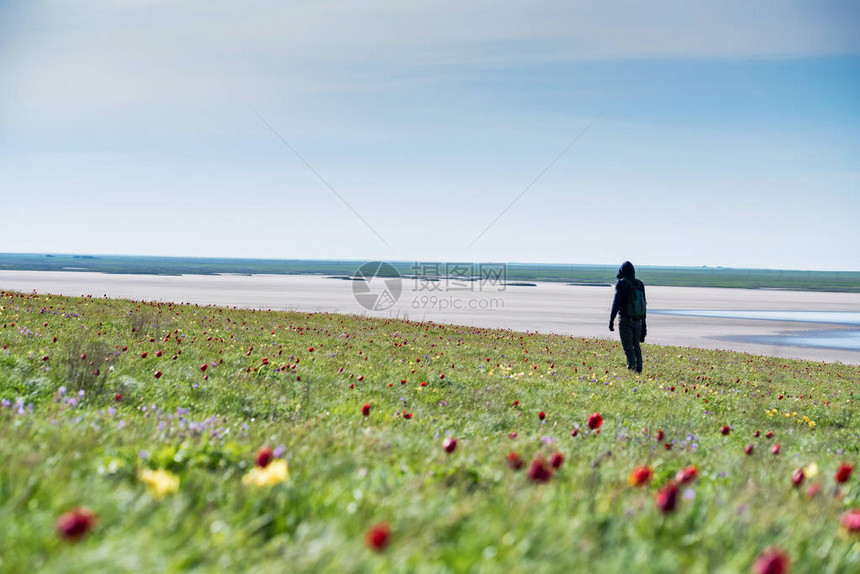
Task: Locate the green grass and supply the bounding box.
[1,290,859,573]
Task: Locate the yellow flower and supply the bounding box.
[803,462,819,478]
[242,459,289,488]
[139,468,180,499]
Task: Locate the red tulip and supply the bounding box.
[791,468,805,488]
[365,522,391,551]
[675,465,698,484]
[655,482,678,513]
[56,507,97,541]
[527,459,553,483]
[841,509,860,533]
[507,452,524,470]
[628,465,654,487]
[752,546,790,574]
[255,446,274,468]
[835,463,853,484]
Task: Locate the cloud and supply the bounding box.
[2,0,858,123]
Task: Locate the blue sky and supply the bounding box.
[1,1,859,270]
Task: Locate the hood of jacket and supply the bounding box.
[616,261,635,280]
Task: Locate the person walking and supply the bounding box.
[609,261,647,373]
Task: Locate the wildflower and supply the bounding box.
[255,446,274,468]
[770,444,780,455]
[655,482,678,513]
[365,522,391,551]
[720,425,731,435]
[361,403,371,417]
[527,459,553,483]
[656,429,664,442]
[507,452,524,470]
[587,412,603,430]
[56,507,97,541]
[443,437,458,454]
[806,483,821,499]
[752,547,790,574]
[744,443,754,456]
[791,468,805,488]
[675,465,698,484]
[242,459,289,487]
[835,463,853,484]
[538,411,546,420]
[549,452,564,469]
[628,465,654,486]
[138,468,180,499]
[840,509,860,533]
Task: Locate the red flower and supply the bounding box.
[752,546,790,574]
[308,347,315,353]
[154,371,163,379]
[402,412,412,419]
[770,444,780,455]
[538,411,546,420]
[140,352,148,359]
[675,465,698,484]
[841,509,860,533]
[443,438,458,454]
[507,451,524,470]
[655,482,678,513]
[114,393,122,402]
[365,522,391,551]
[56,507,97,541]
[628,465,654,487]
[835,463,853,484]
[765,431,774,439]
[361,403,371,417]
[744,443,754,456]
[200,363,208,372]
[527,459,553,483]
[255,446,274,468]
[806,483,821,499]
[720,425,731,435]
[655,429,664,442]
[570,428,579,437]
[587,412,603,430]
[791,468,805,488]
[549,452,564,469]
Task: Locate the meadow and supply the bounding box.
[1,289,859,573]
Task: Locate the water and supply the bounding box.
[651,310,860,351]
[651,310,860,326]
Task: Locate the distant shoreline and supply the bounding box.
[1,253,858,293]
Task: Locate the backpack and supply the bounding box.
[625,279,646,320]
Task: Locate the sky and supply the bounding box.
[1,1,859,271]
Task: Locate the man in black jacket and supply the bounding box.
[609,261,647,373]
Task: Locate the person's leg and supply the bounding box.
[619,317,637,370]
[631,320,643,373]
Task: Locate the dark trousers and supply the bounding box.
[619,316,643,372]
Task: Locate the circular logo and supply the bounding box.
[352,261,402,311]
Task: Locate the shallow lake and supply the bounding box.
[651,310,860,351]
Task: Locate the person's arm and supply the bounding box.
[609,282,623,331]
[640,282,647,341]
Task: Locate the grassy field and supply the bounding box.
[2,252,859,292]
[1,290,859,573]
